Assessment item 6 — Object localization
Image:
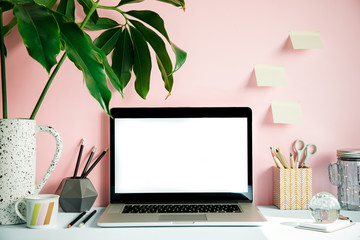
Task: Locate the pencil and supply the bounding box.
[79,210,97,228]
[290,153,295,169]
[67,211,87,228]
[270,147,284,169]
[276,148,290,169]
[83,147,109,178]
[80,146,96,178]
[73,138,85,178]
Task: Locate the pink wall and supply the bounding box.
[2,0,360,206]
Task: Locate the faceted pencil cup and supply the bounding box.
[56,177,97,212]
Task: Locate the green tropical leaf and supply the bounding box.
[85,34,124,97]
[126,10,186,74]
[130,19,173,93]
[156,0,185,10]
[2,17,17,37]
[170,42,186,73]
[84,17,120,31]
[0,1,14,12]
[112,28,133,90]
[54,13,112,115]
[76,0,99,24]
[117,0,144,6]
[35,0,57,8]
[94,27,122,55]
[126,10,170,42]
[129,26,151,99]
[7,0,32,4]
[57,0,75,21]
[14,3,60,73]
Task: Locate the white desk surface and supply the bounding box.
[1,206,359,240]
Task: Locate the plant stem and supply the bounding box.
[30,0,100,119]
[80,1,99,30]
[0,12,7,119]
[30,53,66,120]
[97,4,129,24]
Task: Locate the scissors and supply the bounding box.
[293,139,317,168]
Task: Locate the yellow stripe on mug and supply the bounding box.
[30,204,41,226]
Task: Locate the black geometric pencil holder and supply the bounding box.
[55,177,98,212]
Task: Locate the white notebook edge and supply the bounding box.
[296,220,354,233]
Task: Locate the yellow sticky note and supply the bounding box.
[254,64,286,86]
[290,31,324,49]
[271,100,303,124]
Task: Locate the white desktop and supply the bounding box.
[1,206,359,240]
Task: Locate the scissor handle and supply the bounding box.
[301,144,317,167]
[305,144,317,156]
[293,139,305,154]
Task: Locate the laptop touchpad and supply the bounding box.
[159,214,207,222]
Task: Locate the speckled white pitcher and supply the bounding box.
[0,119,62,225]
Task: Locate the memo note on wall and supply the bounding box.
[271,100,303,124]
[254,64,286,86]
[290,31,323,49]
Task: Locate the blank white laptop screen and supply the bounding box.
[114,117,248,194]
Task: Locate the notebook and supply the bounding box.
[97,107,267,227]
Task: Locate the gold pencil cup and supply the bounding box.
[273,166,312,210]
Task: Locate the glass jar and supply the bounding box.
[328,149,360,210]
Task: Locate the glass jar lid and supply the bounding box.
[337,148,360,159]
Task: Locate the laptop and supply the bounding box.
[97,107,266,227]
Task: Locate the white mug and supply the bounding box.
[15,194,59,229]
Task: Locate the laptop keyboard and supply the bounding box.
[122,204,242,214]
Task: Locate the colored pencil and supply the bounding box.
[270,147,284,169]
[290,153,295,168]
[276,148,290,169]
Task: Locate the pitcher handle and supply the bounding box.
[328,163,338,186]
[35,126,63,194]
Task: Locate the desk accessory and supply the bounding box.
[82,147,109,178]
[0,119,62,225]
[273,166,312,210]
[80,146,97,178]
[276,148,290,168]
[79,210,97,227]
[329,149,360,210]
[67,211,87,228]
[14,194,59,229]
[56,177,97,213]
[293,139,317,168]
[309,192,340,223]
[73,139,85,179]
[296,219,354,233]
[56,143,109,212]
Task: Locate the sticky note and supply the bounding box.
[271,100,303,124]
[254,64,286,86]
[289,31,324,49]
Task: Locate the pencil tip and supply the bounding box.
[81,138,85,144]
[105,146,109,151]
